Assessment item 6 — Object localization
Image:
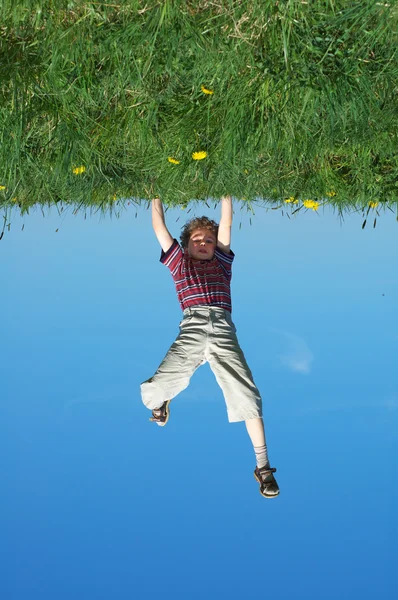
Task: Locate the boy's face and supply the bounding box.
[188,228,217,261]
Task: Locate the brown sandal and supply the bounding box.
[254,466,280,498]
[149,400,171,426]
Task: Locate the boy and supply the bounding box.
[140,196,279,498]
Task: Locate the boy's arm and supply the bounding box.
[217,195,232,254]
[152,198,174,253]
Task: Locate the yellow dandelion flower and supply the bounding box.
[284,196,296,204]
[112,194,117,201]
[303,199,315,208]
[0,185,6,191]
[192,151,207,161]
[168,157,180,164]
[72,166,86,175]
[303,199,320,210]
[326,191,336,197]
[369,201,379,209]
[201,85,214,95]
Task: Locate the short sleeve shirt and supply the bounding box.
[160,238,235,313]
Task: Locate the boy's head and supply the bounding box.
[180,216,218,261]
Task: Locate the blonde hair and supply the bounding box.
[180,216,219,250]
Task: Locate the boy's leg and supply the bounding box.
[140,344,203,411]
[140,312,206,414]
[245,417,269,469]
[246,417,279,497]
[206,311,262,422]
[206,309,279,496]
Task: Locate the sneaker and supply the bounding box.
[254,466,280,498]
[149,400,171,427]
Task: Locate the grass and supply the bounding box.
[0,0,397,224]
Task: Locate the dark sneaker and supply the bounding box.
[254,466,280,498]
[149,400,171,427]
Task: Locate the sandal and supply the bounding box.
[149,400,171,427]
[254,466,280,498]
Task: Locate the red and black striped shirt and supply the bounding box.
[160,238,235,314]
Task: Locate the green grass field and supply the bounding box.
[1,0,397,222]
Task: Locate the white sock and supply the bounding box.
[254,444,270,469]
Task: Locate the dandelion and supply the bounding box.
[0,185,6,191]
[72,166,86,175]
[284,196,296,204]
[326,191,336,197]
[303,200,320,211]
[112,194,117,201]
[168,157,180,164]
[369,201,379,208]
[192,151,207,160]
[201,85,214,95]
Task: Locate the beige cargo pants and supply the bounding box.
[140,305,263,423]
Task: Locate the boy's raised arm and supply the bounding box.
[151,198,174,253]
[152,197,166,228]
[220,195,233,226]
[217,195,232,254]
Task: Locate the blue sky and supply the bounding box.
[1,199,397,600]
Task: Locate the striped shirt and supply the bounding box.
[160,238,235,313]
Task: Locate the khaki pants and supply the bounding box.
[140,306,262,422]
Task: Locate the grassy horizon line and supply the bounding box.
[1,0,397,215]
